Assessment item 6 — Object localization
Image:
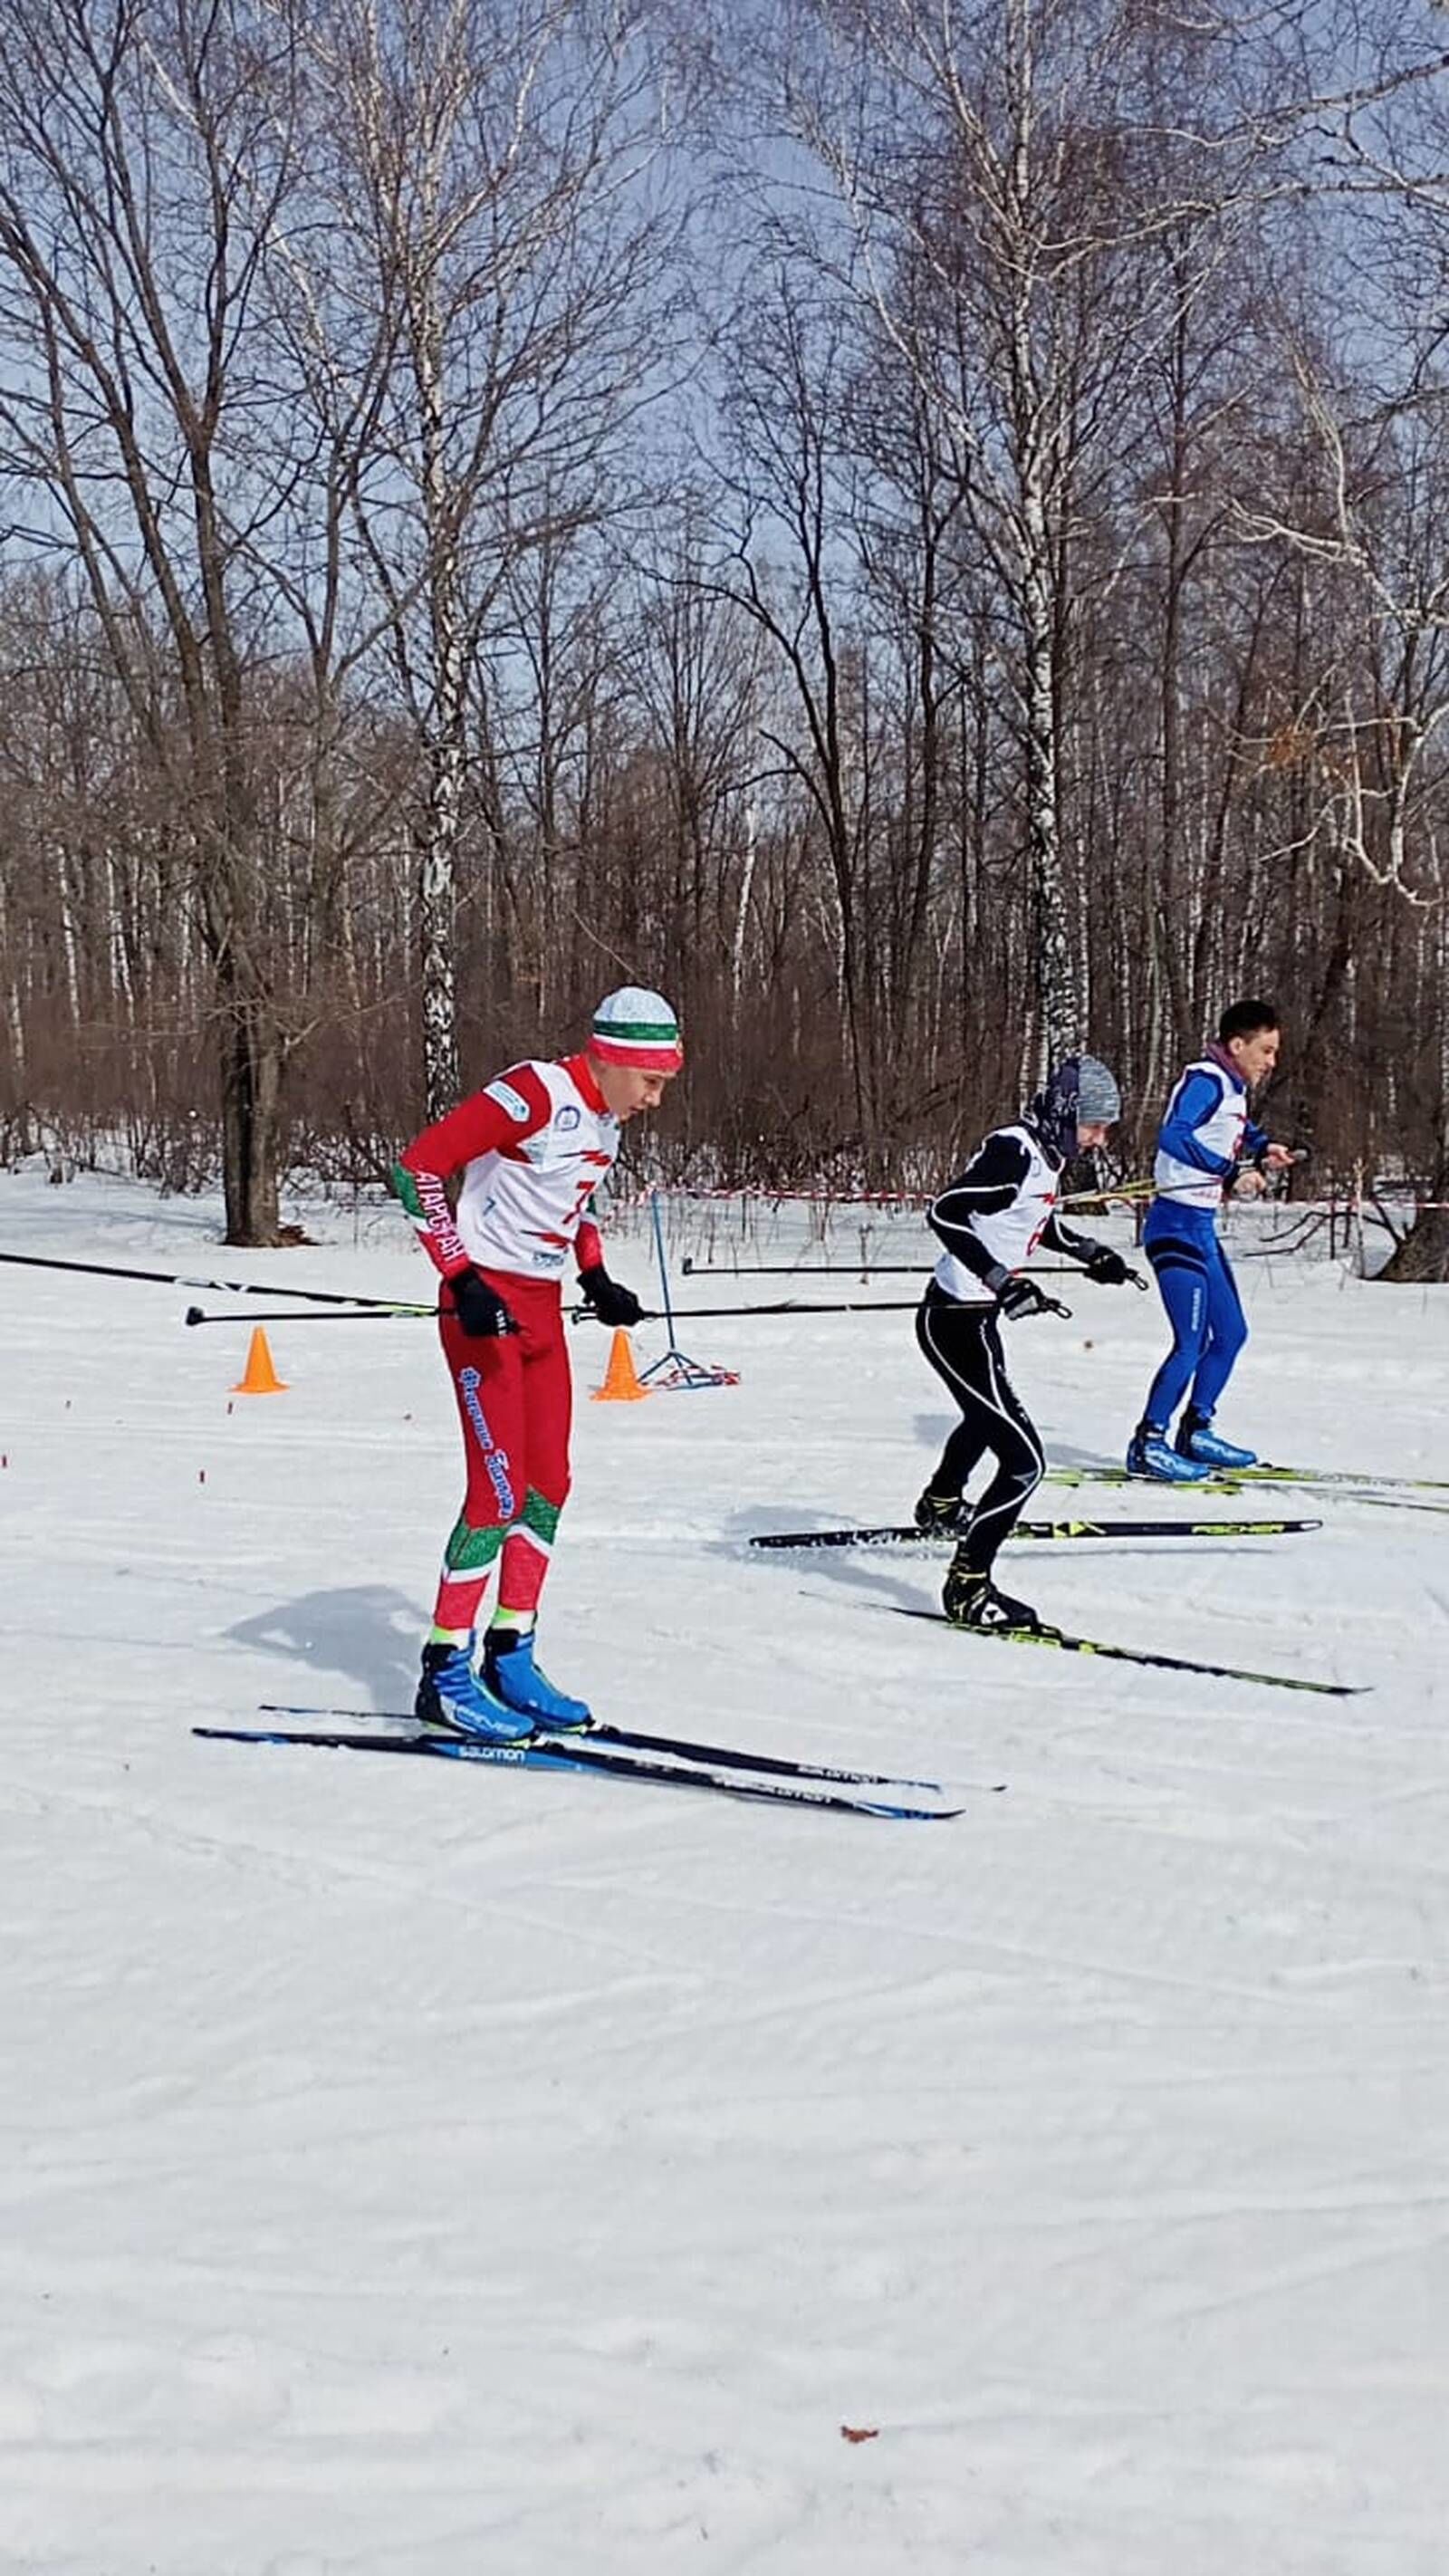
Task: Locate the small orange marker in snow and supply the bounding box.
[232,1326,287,1396]
[590,1327,648,1403]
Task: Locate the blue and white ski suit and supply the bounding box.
[1140,1051,1268,1430]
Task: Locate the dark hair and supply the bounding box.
[1217,997,1280,1045]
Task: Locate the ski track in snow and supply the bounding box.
[1,1168,1447,2574]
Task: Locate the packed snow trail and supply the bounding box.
[2,1168,1446,2575]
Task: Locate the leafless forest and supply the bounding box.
[3,0,1449,1264]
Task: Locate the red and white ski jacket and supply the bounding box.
[392,1054,619,1284]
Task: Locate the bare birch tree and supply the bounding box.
[749,0,1192,1065]
[312,0,684,1115]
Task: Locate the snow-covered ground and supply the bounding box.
[1,1166,1446,2575]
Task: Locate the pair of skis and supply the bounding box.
[763,1508,1361,1695]
[196,1706,980,1822]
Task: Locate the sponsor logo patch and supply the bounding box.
[485,1080,532,1122]
[555,1104,581,1132]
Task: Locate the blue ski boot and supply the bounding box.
[1126,1421,1211,1484]
[1175,1410,1258,1471]
[484,1629,591,1732]
[414,1643,533,1742]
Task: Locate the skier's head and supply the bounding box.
[1216,997,1281,1087]
[1027,1054,1121,1158]
[587,985,684,1120]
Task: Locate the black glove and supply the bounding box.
[578,1263,643,1329]
[996,1274,1053,1321]
[1083,1244,1131,1286]
[447,1265,516,1338]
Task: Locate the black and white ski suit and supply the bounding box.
[916,1121,1106,1575]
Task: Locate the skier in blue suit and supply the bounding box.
[1128,1000,1296,1482]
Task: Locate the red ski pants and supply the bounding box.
[431,1272,572,1635]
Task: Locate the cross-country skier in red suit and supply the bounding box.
[391,987,683,1740]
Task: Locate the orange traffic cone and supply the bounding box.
[590,1326,648,1402]
[232,1326,288,1396]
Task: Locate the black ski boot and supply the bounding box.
[914,1485,967,1533]
[942,1562,1042,1632]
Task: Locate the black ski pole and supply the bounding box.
[571,1294,1074,1322]
[0,1249,412,1311]
[684,1259,922,1277]
[184,1302,431,1326]
[680,1258,1145,1285]
[572,1298,921,1321]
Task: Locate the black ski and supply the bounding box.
[751,1514,1320,1551]
[197,1725,964,1821]
[892,1607,1362,1697]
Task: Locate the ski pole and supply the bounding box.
[0,1249,410,1310]
[682,1259,1080,1277]
[571,1295,1074,1322]
[184,1302,431,1326]
[572,1297,924,1321]
[683,1259,923,1277]
[680,1258,1147,1287]
[650,1187,680,1339]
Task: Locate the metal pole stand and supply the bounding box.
[638,1189,741,1389]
